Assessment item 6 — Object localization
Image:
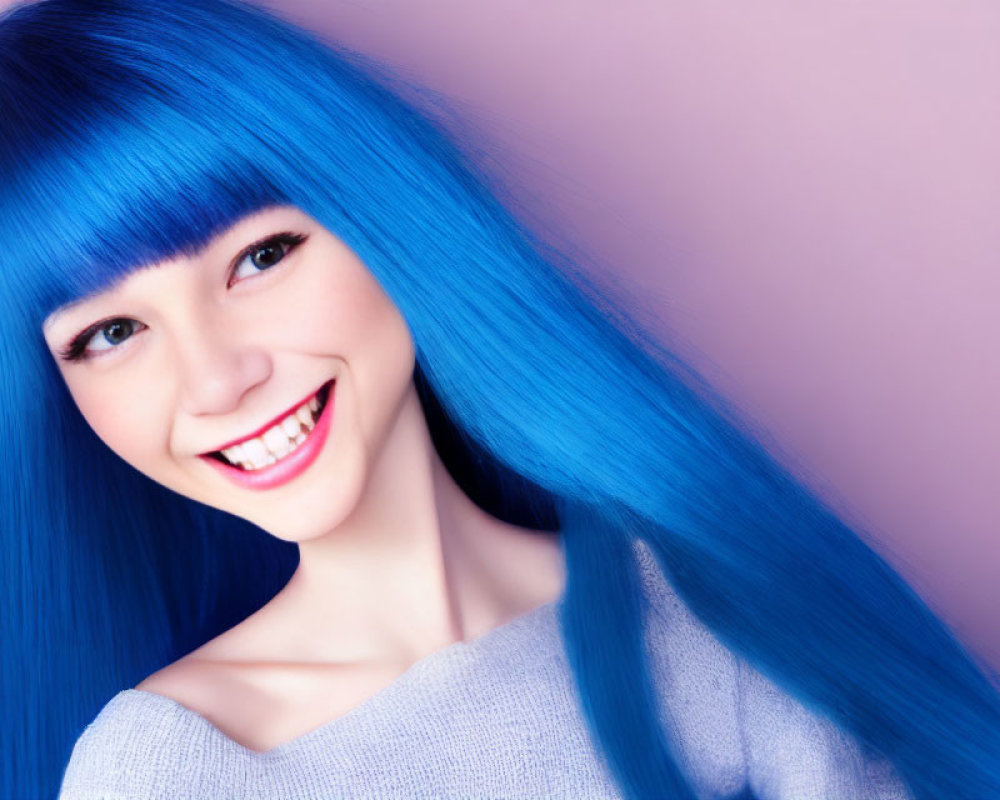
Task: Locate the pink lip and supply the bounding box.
[199,381,335,491]
[207,381,330,453]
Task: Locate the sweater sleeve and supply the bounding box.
[57,691,256,799]
[735,657,914,800]
[58,705,151,800]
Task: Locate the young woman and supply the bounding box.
[1,0,997,798]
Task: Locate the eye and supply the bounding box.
[227,232,307,287]
[56,231,308,364]
[58,317,148,362]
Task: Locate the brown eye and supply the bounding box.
[228,232,307,286]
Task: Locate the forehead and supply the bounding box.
[42,204,314,332]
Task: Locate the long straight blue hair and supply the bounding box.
[1,1,998,797]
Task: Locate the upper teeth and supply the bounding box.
[219,393,321,470]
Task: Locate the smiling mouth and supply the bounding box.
[205,380,333,471]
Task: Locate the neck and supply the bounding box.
[267,383,565,664]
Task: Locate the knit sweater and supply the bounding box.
[58,540,913,799]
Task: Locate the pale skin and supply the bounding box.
[42,205,566,753]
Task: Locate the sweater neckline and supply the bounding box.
[118,594,563,758]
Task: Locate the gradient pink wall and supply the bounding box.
[5,0,996,671]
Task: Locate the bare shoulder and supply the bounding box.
[132,630,406,753]
[134,651,234,707]
[132,640,259,740]
[134,612,258,693]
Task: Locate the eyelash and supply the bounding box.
[57,231,308,363]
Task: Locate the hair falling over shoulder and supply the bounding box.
[1,1,998,797]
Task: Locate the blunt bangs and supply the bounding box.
[4,125,287,327]
[0,0,394,326]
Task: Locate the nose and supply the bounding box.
[174,315,272,418]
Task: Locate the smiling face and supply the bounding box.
[42,205,416,541]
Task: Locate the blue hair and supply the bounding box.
[1,1,998,797]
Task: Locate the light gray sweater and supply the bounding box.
[58,540,913,799]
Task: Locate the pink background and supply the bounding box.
[7,0,997,671]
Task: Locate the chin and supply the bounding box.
[180,429,370,541]
[239,476,368,543]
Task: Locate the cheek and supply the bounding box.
[342,275,414,383]
[302,256,415,436]
[66,376,169,468]
[302,255,414,365]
